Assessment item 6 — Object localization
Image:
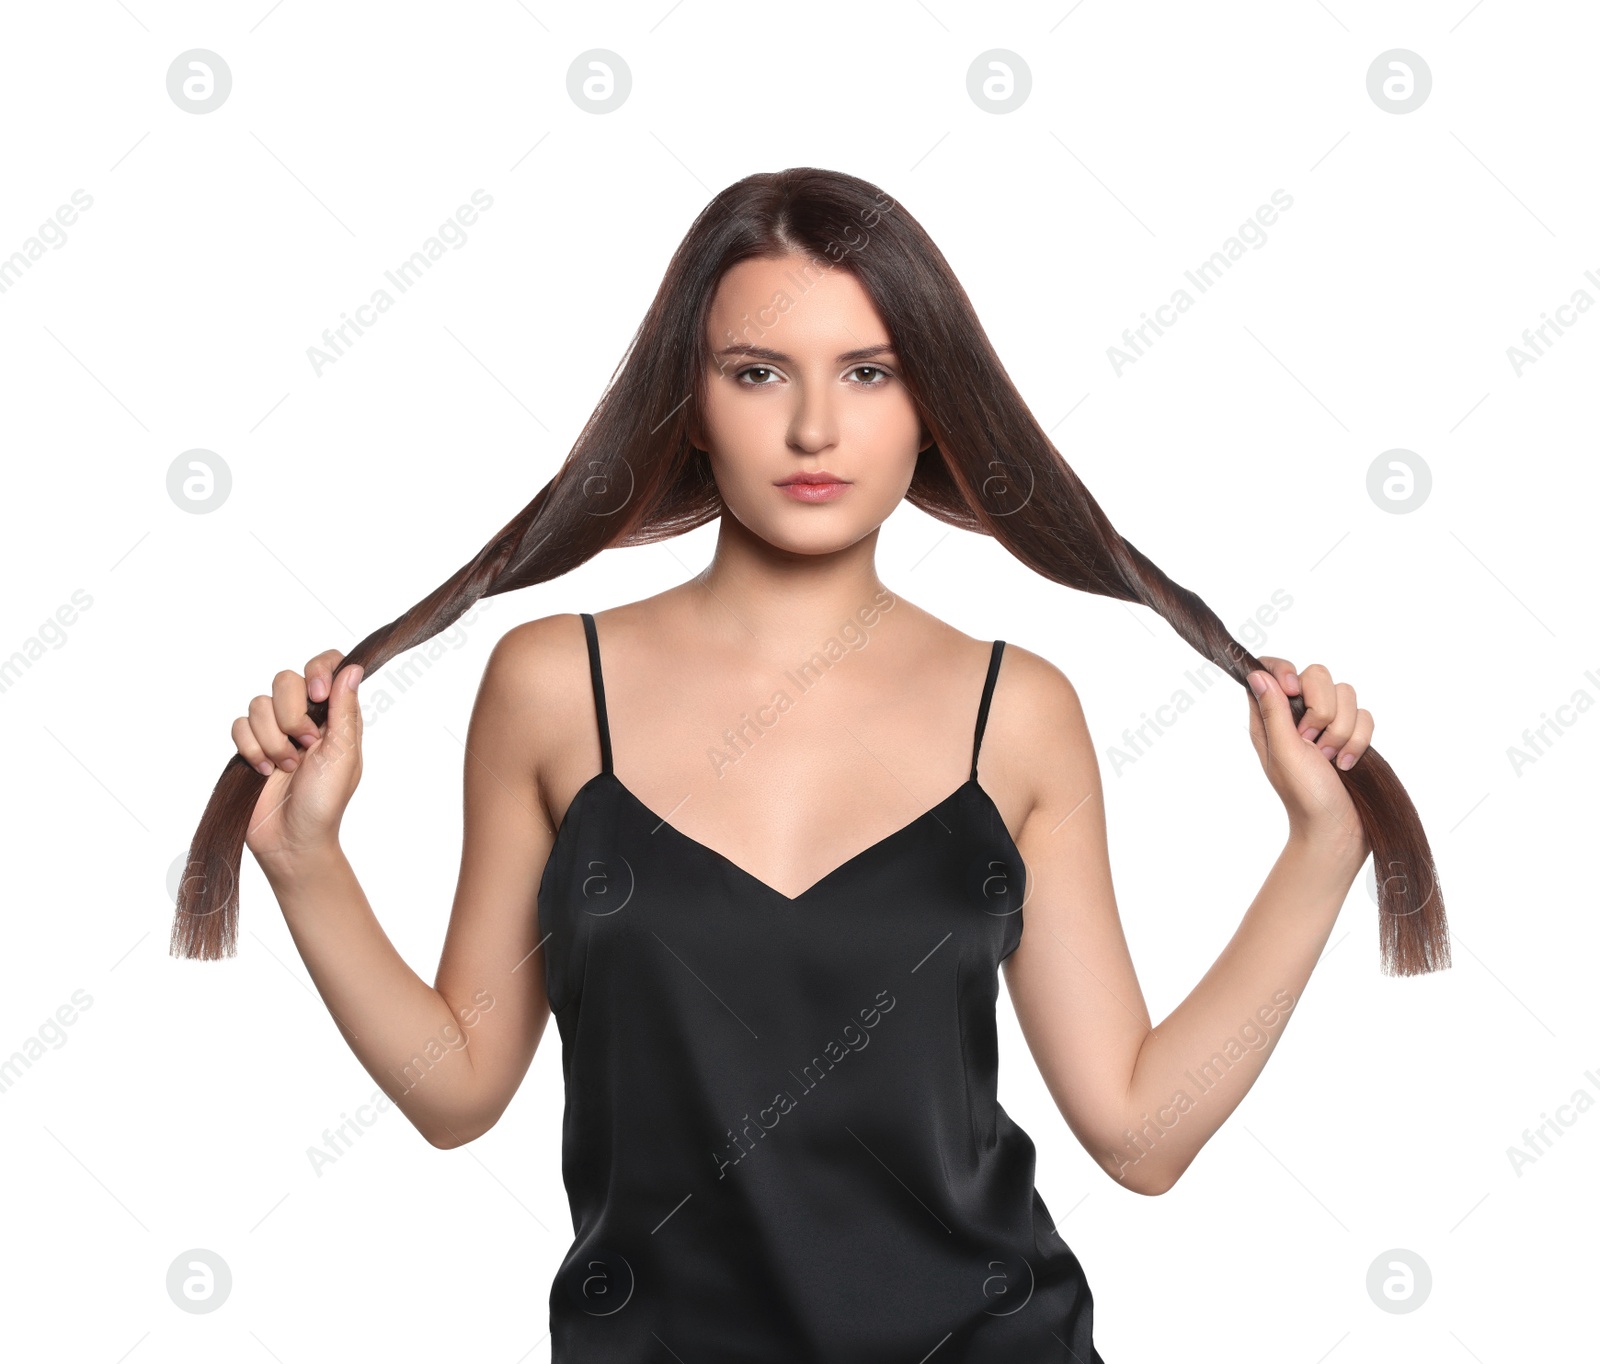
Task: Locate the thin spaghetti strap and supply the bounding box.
[970,639,1006,782]
[579,612,613,776]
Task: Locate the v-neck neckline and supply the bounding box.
[537,771,1011,902]
[599,770,1003,905]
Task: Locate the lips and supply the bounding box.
[775,471,851,502]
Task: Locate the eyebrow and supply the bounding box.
[713,342,897,365]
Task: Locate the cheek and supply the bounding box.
[857,407,919,463]
[723,395,777,449]
[700,389,771,463]
[699,401,761,496]
[844,403,925,490]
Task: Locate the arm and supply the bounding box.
[246,615,586,1149]
[996,648,1371,1195]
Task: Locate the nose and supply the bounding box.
[786,380,838,455]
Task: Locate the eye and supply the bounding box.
[849,365,892,386]
[735,365,780,385]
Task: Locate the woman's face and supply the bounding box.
[691,252,932,553]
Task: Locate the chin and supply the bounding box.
[738,510,876,554]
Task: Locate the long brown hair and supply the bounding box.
[171,166,1449,975]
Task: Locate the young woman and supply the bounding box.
[180,167,1446,1360]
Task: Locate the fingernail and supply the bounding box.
[1338,752,1356,770]
[1248,672,1267,697]
[309,677,327,702]
[349,665,364,689]
[282,756,298,772]
[1320,745,1338,761]
[256,760,275,777]
[300,731,320,747]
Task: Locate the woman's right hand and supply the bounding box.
[233,649,365,867]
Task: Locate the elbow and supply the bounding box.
[1128,1168,1179,1196]
[1105,1156,1184,1197]
[1099,1111,1193,1194]
[420,1110,499,1150]
[1137,1156,1196,1195]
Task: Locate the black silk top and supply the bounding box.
[536,613,1103,1362]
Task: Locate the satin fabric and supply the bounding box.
[538,615,1103,1361]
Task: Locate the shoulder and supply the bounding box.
[482,611,591,707]
[475,613,597,792]
[985,638,1097,822]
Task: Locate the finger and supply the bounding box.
[271,669,321,749]
[304,649,345,705]
[1295,663,1337,742]
[1315,682,1359,760]
[1335,708,1374,771]
[1256,655,1302,698]
[324,662,365,758]
[232,715,279,778]
[1247,669,1301,752]
[248,694,300,771]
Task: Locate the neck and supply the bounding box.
[684,513,901,660]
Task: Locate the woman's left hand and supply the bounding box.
[1246,657,1373,857]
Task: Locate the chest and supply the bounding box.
[537,772,1026,1017]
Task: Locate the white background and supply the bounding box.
[0,1,1593,1359]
